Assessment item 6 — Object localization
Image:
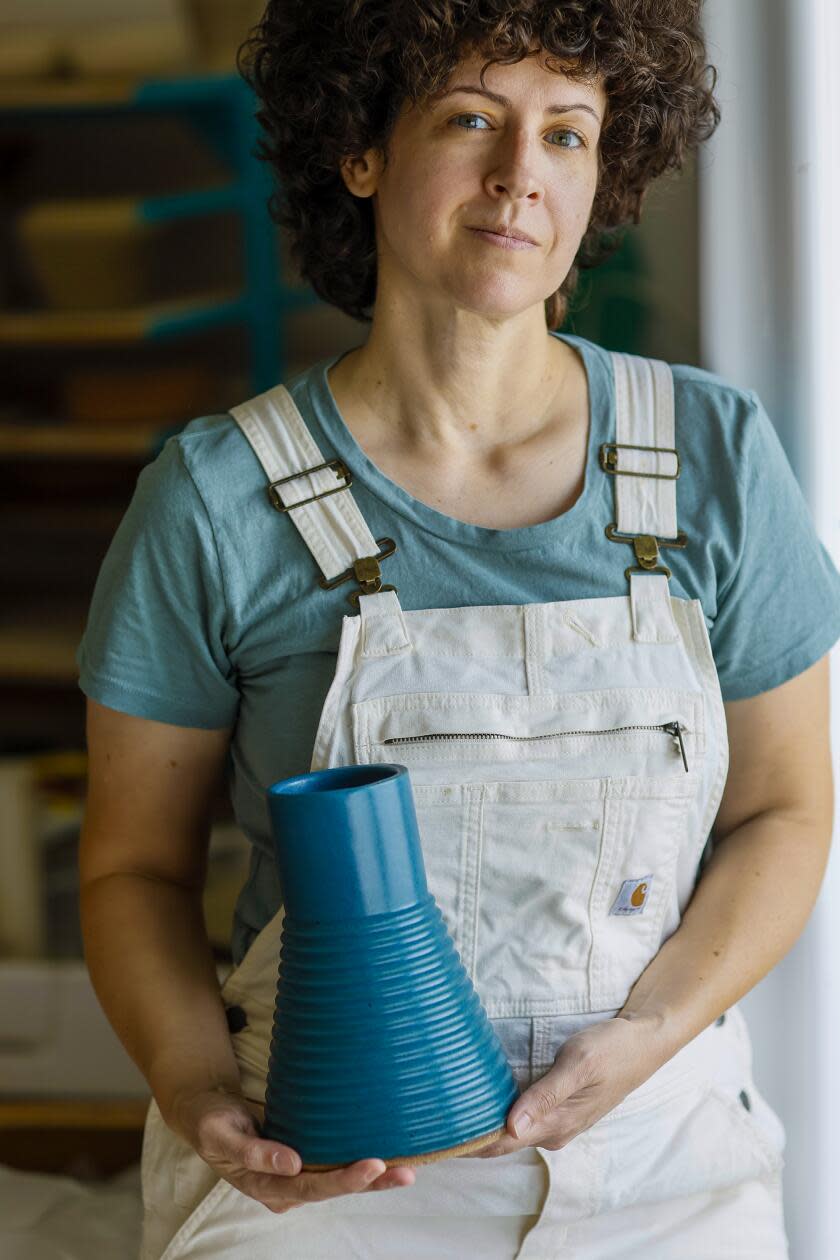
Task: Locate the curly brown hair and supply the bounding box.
[237,1,720,331]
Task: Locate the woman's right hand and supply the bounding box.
[170,1087,417,1213]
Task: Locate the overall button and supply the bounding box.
[225,1004,248,1034]
[715,1013,726,1026]
[739,1089,751,1111]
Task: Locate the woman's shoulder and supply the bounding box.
[667,359,756,414]
[174,410,248,461]
[160,409,277,518]
[564,333,761,461]
[166,359,333,512]
[561,332,758,414]
[172,359,322,475]
[125,413,251,532]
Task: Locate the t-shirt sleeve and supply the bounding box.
[710,389,840,701]
[75,435,240,728]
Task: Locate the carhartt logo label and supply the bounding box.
[610,876,653,916]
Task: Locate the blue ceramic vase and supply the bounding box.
[261,762,520,1169]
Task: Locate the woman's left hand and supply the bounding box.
[470,1012,672,1158]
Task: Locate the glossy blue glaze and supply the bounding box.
[262,763,520,1165]
[266,764,428,922]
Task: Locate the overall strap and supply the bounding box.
[602,352,686,644]
[229,382,410,652]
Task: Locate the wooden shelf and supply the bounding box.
[0,288,245,346]
[0,1097,150,1129]
[0,1095,150,1175]
[0,421,166,459]
[0,76,145,110]
[0,613,84,683]
[0,70,240,113]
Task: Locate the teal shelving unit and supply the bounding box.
[0,71,331,735]
[0,70,321,394]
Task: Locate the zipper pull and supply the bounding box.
[663,721,689,772]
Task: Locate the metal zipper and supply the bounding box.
[382,719,690,772]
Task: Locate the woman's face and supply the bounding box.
[342,47,607,322]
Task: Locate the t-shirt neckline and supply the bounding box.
[305,331,611,553]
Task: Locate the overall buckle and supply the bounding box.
[605,523,688,581]
[268,458,352,512]
[599,442,681,479]
[318,537,398,607]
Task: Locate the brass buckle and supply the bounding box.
[599,442,680,479]
[268,458,352,512]
[605,523,688,581]
[348,581,397,609]
[317,536,398,607]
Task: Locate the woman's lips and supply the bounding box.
[468,228,537,250]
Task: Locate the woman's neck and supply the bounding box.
[326,332,580,460]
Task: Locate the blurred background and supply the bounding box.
[0,1,837,1256]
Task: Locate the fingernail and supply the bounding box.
[274,1152,297,1174]
[513,1112,533,1138]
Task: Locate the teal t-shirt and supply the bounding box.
[76,331,840,964]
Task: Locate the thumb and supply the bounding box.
[506,1073,570,1140]
[507,1041,595,1141]
[193,1092,300,1177]
[507,1100,536,1140]
[224,1104,302,1176]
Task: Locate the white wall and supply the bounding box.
[700,3,840,1255]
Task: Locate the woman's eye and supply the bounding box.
[449,113,584,149]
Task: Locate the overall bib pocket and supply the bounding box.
[352,688,705,1017]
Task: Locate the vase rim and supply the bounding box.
[267,763,405,798]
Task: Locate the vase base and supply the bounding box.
[301,1124,509,1171]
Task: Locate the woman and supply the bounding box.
[77,2,840,1257]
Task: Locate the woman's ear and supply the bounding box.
[339,148,384,198]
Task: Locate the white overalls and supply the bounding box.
[139,350,790,1259]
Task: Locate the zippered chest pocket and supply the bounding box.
[352,687,704,784]
[352,688,706,1017]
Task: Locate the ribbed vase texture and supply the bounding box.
[262,895,519,1165]
[263,761,518,1164]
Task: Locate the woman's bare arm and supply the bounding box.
[78,697,239,1137]
[78,698,416,1200]
[618,654,834,1046]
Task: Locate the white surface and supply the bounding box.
[0,957,233,1097]
[800,3,840,1253]
[0,960,149,1097]
[0,1160,142,1260]
[700,4,840,1255]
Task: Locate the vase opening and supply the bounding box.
[268,763,404,798]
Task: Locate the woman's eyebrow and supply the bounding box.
[437,84,601,123]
